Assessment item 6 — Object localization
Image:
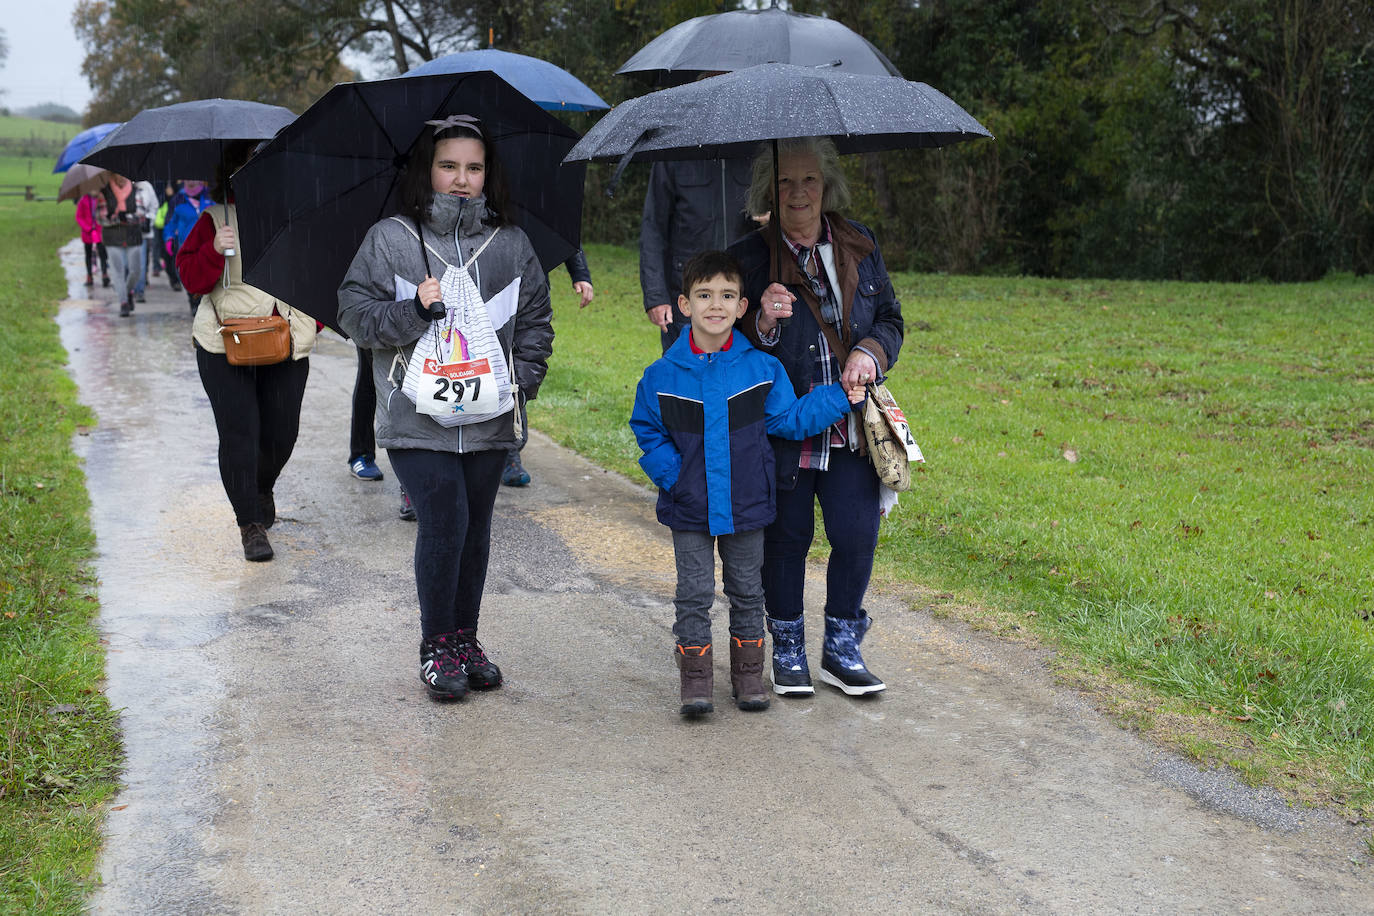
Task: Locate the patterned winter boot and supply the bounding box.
[765,616,814,696]
[819,614,886,696]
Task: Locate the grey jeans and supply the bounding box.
[106,244,144,305]
[670,528,766,647]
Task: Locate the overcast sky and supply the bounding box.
[2,0,91,113]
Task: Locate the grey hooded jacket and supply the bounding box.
[337,192,553,454]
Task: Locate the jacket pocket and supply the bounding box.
[858,275,889,298]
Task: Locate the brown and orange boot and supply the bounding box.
[675,644,714,717]
[729,637,771,711]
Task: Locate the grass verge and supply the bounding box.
[535,244,1374,821]
[0,154,122,914]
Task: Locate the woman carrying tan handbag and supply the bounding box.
[177,140,318,562]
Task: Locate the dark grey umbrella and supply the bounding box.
[567,62,991,307]
[79,98,296,183]
[567,63,990,172]
[616,0,902,84]
[232,71,585,334]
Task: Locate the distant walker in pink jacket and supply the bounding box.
[75,192,109,287]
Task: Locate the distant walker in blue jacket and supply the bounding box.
[630,251,863,718]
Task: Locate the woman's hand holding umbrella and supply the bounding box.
[213,224,238,255]
[416,277,444,318]
[755,282,795,334]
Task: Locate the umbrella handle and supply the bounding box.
[771,139,789,330]
[222,203,234,289]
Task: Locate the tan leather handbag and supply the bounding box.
[218,315,291,366]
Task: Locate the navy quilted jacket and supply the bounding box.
[631,329,851,535]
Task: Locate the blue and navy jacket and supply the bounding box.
[162,187,216,249]
[631,329,851,535]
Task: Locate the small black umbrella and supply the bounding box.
[616,0,902,85]
[233,71,585,333]
[79,98,296,182]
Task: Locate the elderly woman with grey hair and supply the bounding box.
[727,136,905,698]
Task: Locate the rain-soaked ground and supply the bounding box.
[56,240,1371,914]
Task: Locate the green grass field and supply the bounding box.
[0,154,121,914]
[535,244,1374,818]
[0,116,79,161]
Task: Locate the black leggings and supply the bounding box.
[195,343,310,526]
[349,348,376,461]
[387,448,506,637]
[84,241,108,277]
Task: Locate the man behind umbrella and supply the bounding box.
[639,152,756,351]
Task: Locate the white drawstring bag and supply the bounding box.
[390,218,518,428]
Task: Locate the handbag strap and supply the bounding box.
[207,208,291,328]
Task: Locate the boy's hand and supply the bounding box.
[573,281,594,308]
[756,283,794,334]
[845,384,867,405]
[647,303,672,331]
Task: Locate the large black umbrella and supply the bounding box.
[233,71,585,333]
[616,0,902,85]
[79,98,296,182]
[568,63,990,173]
[567,63,990,297]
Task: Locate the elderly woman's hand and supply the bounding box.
[755,282,795,335]
[841,350,879,397]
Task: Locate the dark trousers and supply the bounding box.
[195,344,310,527]
[84,241,108,278]
[349,348,376,461]
[762,446,881,622]
[388,448,506,638]
[659,300,689,353]
[161,242,179,286]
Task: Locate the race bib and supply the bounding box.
[415,353,500,418]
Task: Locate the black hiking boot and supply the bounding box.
[420,634,469,701]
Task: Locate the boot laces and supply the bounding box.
[453,632,490,667]
[423,636,464,677]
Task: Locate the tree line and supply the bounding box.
[74,0,1374,281]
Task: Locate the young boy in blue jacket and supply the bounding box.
[631,251,865,717]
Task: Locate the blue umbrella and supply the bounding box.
[53,122,122,173]
[404,49,609,112]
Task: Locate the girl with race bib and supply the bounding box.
[338,114,553,703]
